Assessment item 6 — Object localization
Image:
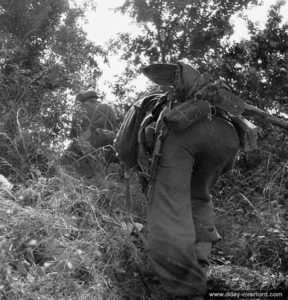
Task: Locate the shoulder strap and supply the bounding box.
[137,95,171,196]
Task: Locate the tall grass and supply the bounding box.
[0,126,287,298]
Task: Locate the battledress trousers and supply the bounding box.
[148,117,240,297]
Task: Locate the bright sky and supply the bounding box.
[83,0,146,102]
[231,0,288,42]
[83,0,288,102]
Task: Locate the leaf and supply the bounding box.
[28,239,37,246]
[66,261,73,270]
[121,222,133,235]
[16,261,28,277]
[133,222,144,232]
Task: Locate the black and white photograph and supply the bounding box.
[0,0,287,299]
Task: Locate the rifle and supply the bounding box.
[205,86,288,130]
[146,127,167,200]
[243,103,288,130]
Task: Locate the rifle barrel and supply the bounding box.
[244,103,288,130]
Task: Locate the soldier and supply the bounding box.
[68,90,117,157]
[115,60,260,299]
[144,61,241,298]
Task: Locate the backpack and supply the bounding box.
[114,93,167,171]
[114,61,211,176]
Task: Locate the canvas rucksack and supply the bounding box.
[114,93,167,170]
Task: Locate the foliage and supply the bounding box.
[0,0,105,144]
[210,0,288,114]
[213,123,288,282]
[0,131,55,182]
[107,0,261,100]
[0,165,152,299]
[0,0,107,179]
[105,65,139,110]
[115,0,260,64]
[0,149,287,299]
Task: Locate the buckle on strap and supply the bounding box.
[205,101,216,121]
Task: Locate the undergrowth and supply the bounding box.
[0,125,288,299]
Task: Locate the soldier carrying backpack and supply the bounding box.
[114,59,288,299]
